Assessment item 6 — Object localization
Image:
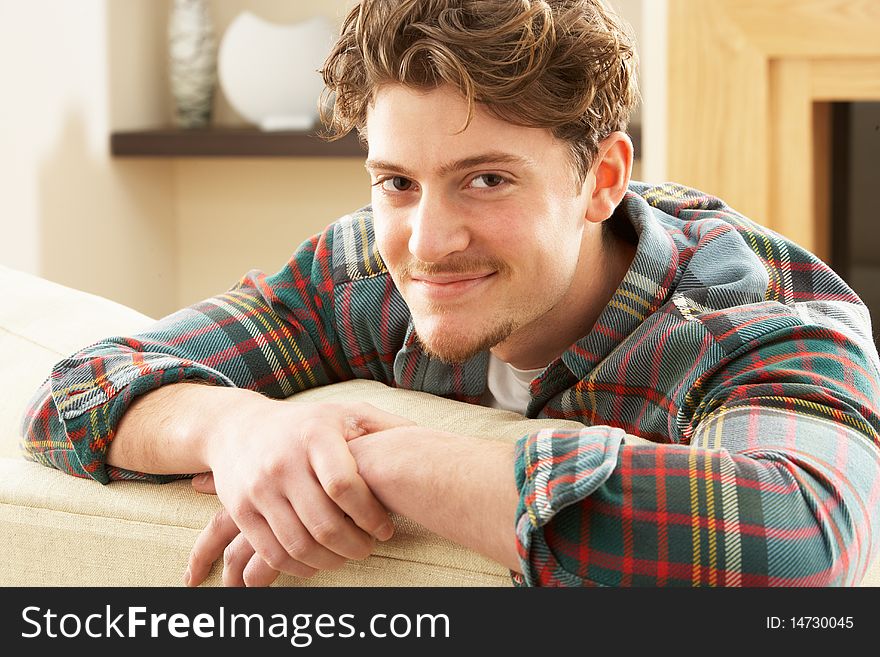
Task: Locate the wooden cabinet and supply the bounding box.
[667,0,880,262]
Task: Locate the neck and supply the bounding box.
[491,222,636,370]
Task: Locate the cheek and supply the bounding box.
[522,217,583,284]
[372,211,405,263]
[522,216,576,261]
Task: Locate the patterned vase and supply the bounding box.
[168,0,217,128]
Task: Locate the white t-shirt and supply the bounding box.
[482,354,545,415]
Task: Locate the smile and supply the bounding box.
[409,272,496,300]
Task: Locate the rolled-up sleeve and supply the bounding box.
[513,326,880,586]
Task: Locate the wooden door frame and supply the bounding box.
[667,0,880,260]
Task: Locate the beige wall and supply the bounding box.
[174,158,369,306]
[0,0,361,319]
[0,0,176,319]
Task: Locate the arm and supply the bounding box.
[355,409,879,586]
[192,401,879,587]
[20,229,352,483]
[355,320,880,586]
[512,418,879,586]
[505,324,880,586]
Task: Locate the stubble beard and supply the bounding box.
[412,309,518,364]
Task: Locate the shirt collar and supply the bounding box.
[559,187,678,378]
[393,320,489,402]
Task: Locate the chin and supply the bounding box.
[412,315,516,364]
[415,334,485,364]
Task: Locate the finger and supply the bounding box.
[241,552,281,587]
[309,437,395,542]
[222,532,255,587]
[191,471,216,495]
[287,471,378,560]
[230,502,330,576]
[186,507,239,587]
[260,496,348,571]
[347,402,416,437]
[241,552,317,587]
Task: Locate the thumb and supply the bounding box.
[350,402,416,436]
[191,471,217,495]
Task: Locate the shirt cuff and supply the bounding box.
[50,356,234,484]
[513,425,626,586]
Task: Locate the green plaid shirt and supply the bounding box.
[22,182,880,586]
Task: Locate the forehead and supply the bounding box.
[364,84,566,169]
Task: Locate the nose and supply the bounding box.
[407,191,471,263]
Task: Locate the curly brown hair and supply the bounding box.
[320,0,639,183]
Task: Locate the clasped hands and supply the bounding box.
[183,400,415,587]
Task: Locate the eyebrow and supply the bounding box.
[364,152,535,178]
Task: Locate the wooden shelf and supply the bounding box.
[111,124,640,160]
[110,127,366,158]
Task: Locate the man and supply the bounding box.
[22,0,880,587]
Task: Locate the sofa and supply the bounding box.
[2,264,878,586]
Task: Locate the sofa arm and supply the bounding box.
[2,378,593,587]
[0,459,510,587]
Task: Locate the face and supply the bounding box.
[365,84,594,364]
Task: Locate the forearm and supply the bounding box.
[515,409,880,586]
[351,428,521,572]
[109,382,268,475]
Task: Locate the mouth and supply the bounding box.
[408,271,497,299]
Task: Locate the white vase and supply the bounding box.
[218,13,335,131]
[168,0,217,128]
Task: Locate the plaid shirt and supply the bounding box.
[21,182,880,586]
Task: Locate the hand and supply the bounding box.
[186,501,286,587]
[195,399,413,585]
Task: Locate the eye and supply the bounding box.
[470,173,506,189]
[378,176,414,192]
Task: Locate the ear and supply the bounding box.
[585,131,633,224]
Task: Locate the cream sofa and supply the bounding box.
[2,264,878,586]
